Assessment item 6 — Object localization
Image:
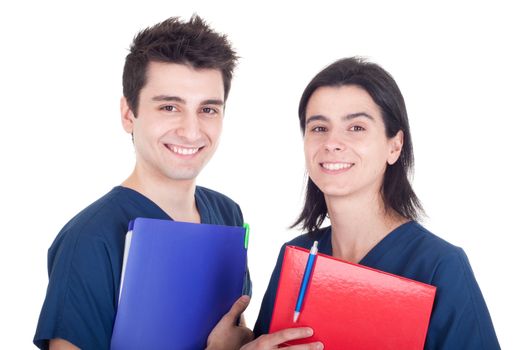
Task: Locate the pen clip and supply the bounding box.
[243,223,250,249]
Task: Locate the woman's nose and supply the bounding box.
[324,130,345,152]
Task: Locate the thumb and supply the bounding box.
[223,295,251,324]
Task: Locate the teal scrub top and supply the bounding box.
[254,221,500,349]
[34,186,249,350]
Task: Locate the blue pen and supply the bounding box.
[294,241,318,322]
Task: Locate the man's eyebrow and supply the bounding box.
[201,99,224,106]
[151,96,224,106]
[152,95,185,103]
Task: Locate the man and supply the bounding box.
[34,15,322,350]
[33,16,253,350]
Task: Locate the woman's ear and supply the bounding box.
[387,130,404,165]
[120,96,135,134]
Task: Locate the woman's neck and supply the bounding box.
[326,192,407,263]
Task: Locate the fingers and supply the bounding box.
[265,327,313,345]
[285,342,324,350]
[240,327,323,350]
[248,327,323,349]
[222,295,250,324]
[239,325,256,345]
[206,296,254,350]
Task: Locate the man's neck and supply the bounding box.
[122,167,200,223]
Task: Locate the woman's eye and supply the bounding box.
[350,125,365,132]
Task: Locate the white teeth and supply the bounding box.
[322,163,352,171]
[170,146,199,155]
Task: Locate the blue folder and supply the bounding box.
[111,218,248,350]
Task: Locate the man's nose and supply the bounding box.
[176,113,201,142]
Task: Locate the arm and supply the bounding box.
[49,339,80,350]
[425,249,500,349]
[34,229,118,349]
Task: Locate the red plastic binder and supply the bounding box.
[270,246,436,349]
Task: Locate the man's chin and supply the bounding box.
[163,166,204,182]
[167,173,200,182]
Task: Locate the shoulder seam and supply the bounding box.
[455,250,488,349]
[51,192,119,331]
[431,249,487,348]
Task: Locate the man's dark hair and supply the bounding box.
[292,57,424,233]
[123,15,238,116]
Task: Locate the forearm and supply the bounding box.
[49,338,80,350]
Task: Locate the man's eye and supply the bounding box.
[311,126,327,132]
[202,107,218,114]
[161,105,176,112]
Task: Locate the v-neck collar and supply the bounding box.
[115,186,210,224]
[320,221,416,266]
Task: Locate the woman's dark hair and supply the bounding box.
[292,57,424,233]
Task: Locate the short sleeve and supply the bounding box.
[253,244,287,336]
[34,230,117,349]
[425,248,500,349]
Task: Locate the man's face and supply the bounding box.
[121,61,225,183]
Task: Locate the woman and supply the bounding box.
[252,57,500,349]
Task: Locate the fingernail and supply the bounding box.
[316,342,324,350]
[305,328,313,336]
[240,295,250,303]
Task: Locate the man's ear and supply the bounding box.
[120,97,135,134]
[387,130,404,165]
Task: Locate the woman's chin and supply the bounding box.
[319,186,355,198]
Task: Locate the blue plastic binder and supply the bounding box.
[110,218,248,350]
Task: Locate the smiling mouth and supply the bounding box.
[165,144,204,156]
[320,162,354,171]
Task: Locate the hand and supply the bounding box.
[206,295,254,350]
[240,328,323,350]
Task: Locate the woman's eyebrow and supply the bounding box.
[306,112,374,125]
[343,112,374,121]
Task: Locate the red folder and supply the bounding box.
[270,246,436,349]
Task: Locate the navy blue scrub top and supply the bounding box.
[254,221,500,349]
[34,186,249,350]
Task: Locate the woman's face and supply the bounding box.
[304,85,403,200]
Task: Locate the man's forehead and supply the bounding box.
[141,61,224,100]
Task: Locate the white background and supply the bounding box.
[1,0,526,348]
